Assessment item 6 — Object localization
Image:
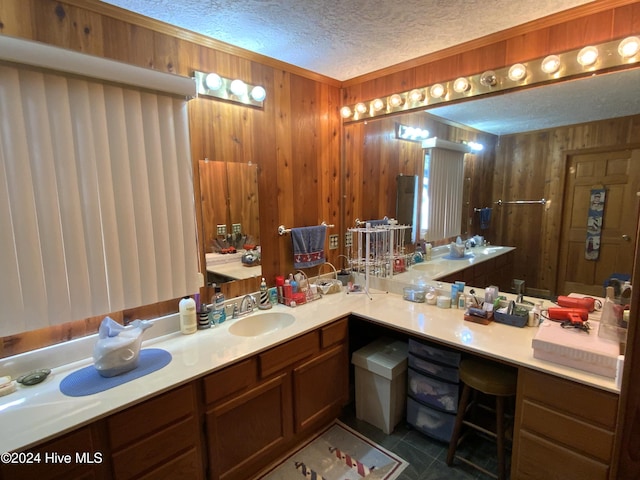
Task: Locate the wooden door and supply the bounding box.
[557,149,640,297]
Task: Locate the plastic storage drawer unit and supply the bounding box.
[408,354,460,383]
[352,338,408,434]
[408,368,460,412]
[407,397,456,443]
[408,338,461,367]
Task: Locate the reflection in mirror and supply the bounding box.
[198,160,261,286]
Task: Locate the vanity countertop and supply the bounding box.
[0,283,618,454]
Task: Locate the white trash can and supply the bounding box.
[352,338,408,434]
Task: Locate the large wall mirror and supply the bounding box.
[199,160,262,287]
[344,67,640,299]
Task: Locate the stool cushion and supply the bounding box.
[459,358,517,396]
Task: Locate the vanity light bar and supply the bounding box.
[194,70,265,108]
[340,35,640,123]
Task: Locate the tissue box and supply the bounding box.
[532,320,620,378]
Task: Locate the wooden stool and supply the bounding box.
[446,357,517,480]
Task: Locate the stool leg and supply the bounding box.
[496,395,506,480]
[446,383,472,466]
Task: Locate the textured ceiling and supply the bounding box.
[101,0,593,81]
[100,0,640,135]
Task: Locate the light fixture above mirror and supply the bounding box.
[194,70,266,107]
[340,35,640,123]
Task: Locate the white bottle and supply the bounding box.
[179,296,197,335]
[425,243,432,261]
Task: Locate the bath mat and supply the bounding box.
[59,348,172,397]
[260,420,408,480]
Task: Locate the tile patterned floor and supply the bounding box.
[339,403,510,480]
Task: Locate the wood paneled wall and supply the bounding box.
[494,115,640,296]
[0,0,341,357]
[343,112,497,242]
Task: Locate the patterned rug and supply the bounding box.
[259,420,409,480]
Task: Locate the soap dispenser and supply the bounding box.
[179,296,197,334]
[259,278,272,310]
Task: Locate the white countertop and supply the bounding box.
[0,284,619,455]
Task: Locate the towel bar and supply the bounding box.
[278,222,334,236]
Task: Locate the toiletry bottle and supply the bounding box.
[289,273,298,294]
[210,286,226,326]
[425,243,432,261]
[283,279,292,302]
[275,275,285,303]
[259,277,272,310]
[179,296,197,334]
[198,302,210,329]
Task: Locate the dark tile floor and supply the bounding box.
[339,403,509,480]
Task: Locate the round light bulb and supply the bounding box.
[340,106,352,118]
[541,55,561,74]
[618,36,640,58]
[229,79,247,96]
[389,94,404,107]
[508,63,527,81]
[577,46,598,66]
[430,84,445,99]
[372,98,384,111]
[250,85,266,102]
[205,73,223,91]
[480,70,497,87]
[453,77,470,93]
[408,89,424,102]
[355,103,368,114]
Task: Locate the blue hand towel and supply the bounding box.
[291,225,327,268]
[480,208,492,230]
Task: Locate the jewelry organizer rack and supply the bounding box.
[347,221,412,297]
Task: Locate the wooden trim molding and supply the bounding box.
[61,0,342,87]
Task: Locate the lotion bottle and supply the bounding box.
[259,277,272,310]
[179,296,197,334]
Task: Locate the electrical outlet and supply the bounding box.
[232,223,242,234]
[329,234,339,250]
[217,224,227,236]
[344,232,353,248]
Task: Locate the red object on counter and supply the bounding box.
[547,307,589,323]
[557,295,596,312]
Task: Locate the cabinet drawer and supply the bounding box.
[108,383,197,450]
[520,399,614,462]
[321,317,348,348]
[111,416,199,479]
[408,368,459,413]
[407,397,456,442]
[408,338,461,367]
[203,357,258,405]
[515,430,609,480]
[520,369,618,429]
[259,331,319,378]
[409,354,459,383]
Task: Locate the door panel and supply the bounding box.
[557,149,639,296]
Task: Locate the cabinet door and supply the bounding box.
[206,373,293,480]
[293,343,349,433]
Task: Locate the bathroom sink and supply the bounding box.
[412,263,446,277]
[228,312,295,337]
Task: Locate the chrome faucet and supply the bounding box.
[233,294,256,318]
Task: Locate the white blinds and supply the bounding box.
[0,65,200,336]
[425,148,465,241]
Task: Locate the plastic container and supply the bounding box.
[407,396,456,442]
[209,286,226,326]
[408,368,459,412]
[403,287,426,303]
[408,339,461,367]
[352,339,408,434]
[179,297,197,334]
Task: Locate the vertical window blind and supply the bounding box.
[0,64,200,337]
[424,148,465,241]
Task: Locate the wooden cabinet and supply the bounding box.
[439,251,513,291]
[512,368,619,480]
[203,317,350,480]
[107,383,204,480]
